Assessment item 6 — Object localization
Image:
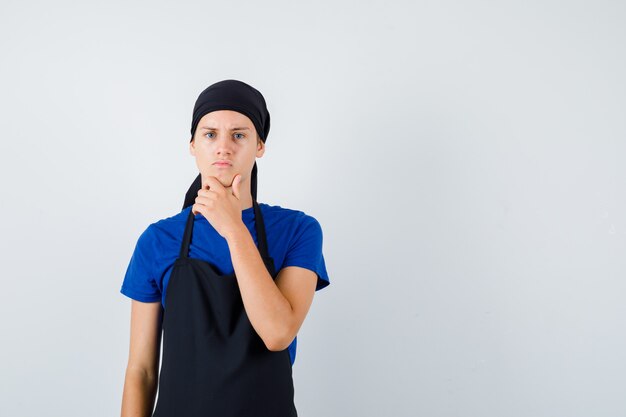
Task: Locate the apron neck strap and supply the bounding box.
[252,200,275,276]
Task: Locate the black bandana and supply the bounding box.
[183,79,270,209]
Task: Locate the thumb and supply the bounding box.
[232,174,242,199]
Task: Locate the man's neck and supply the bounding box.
[239,193,253,211]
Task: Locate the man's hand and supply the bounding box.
[192,174,246,239]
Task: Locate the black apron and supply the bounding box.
[152,200,298,417]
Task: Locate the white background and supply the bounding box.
[0,1,624,416]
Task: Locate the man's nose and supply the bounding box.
[215,133,234,154]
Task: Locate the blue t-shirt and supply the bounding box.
[120,202,330,365]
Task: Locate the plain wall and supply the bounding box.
[0,1,624,416]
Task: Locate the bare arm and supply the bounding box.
[120,300,163,417]
[226,225,318,351]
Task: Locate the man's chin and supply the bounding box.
[201,172,233,188]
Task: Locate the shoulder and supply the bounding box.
[136,207,191,249]
[258,202,322,231]
[152,206,191,229]
[121,208,191,302]
[258,202,324,253]
[261,202,329,290]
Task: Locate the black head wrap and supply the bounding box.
[183,79,270,209]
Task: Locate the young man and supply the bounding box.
[119,80,330,417]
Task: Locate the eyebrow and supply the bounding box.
[200,126,250,131]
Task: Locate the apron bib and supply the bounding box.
[152,200,297,417]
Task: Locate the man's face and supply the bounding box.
[190,110,265,190]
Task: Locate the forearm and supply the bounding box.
[226,224,293,350]
[120,367,158,417]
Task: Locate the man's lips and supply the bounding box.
[213,160,232,166]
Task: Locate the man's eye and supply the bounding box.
[205,132,215,139]
[234,133,245,139]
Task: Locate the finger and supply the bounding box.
[197,188,218,200]
[195,195,207,206]
[196,193,219,210]
[204,176,225,195]
[193,202,211,216]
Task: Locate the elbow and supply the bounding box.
[265,339,288,352]
[265,338,294,352]
[263,325,295,352]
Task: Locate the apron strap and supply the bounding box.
[179,208,196,259]
[253,200,276,276]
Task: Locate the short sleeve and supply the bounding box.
[120,226,162,302]
[282,215,330,291]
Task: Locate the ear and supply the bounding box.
[256,138,265,158]
[189,139,196,156]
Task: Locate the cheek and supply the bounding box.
[194,143,212,155]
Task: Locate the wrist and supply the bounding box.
[224,221,249,243]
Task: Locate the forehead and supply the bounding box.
[198,110,254,127]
